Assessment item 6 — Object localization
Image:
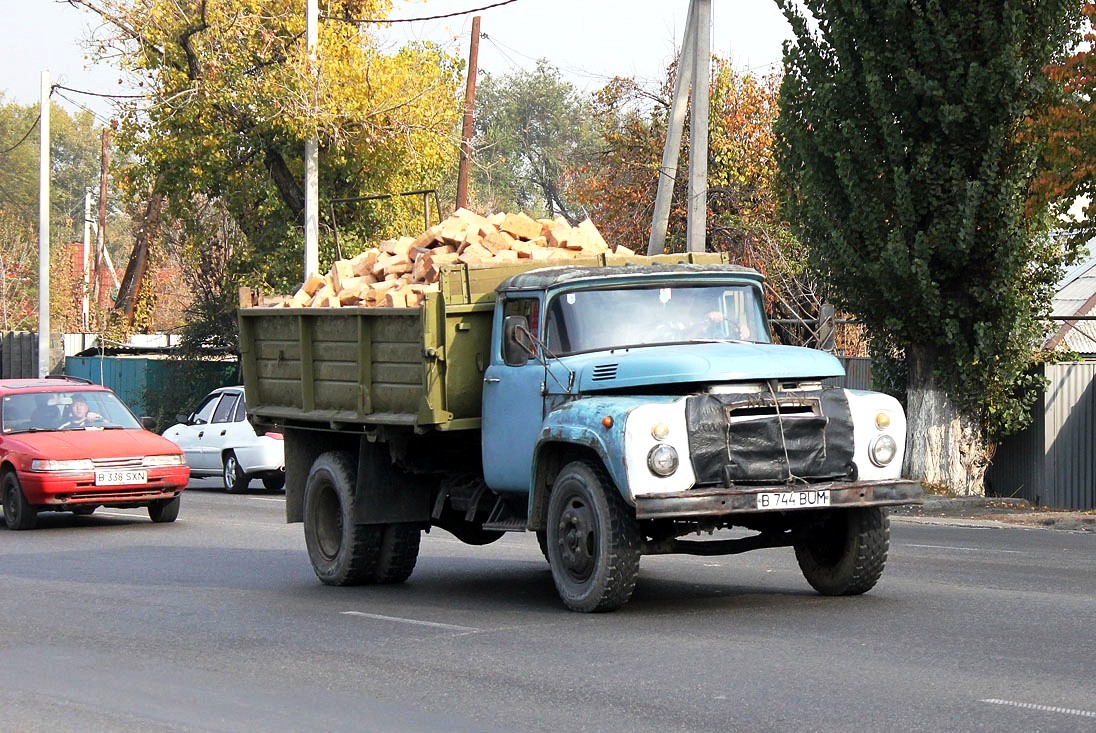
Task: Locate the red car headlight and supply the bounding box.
[143,454,186,468]
[31,459,95,472]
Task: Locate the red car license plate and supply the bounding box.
[95,469,148,486]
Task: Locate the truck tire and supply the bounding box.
[794,507,889,596]
[3,470,38,530]
[546,460,641,612]
[373,523,420,584]
[222,451,249,493]
[303,451,381,586]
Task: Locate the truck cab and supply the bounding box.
[482,264,920,610]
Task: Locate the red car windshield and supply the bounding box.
[1,391,143,434]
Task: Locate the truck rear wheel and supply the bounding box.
[794,507,889,596]
[546,460,641,612]
[303,451,381,586]
[373,523,420,584]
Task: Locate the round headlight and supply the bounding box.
[647,444,679,477]
[869,435,898,466]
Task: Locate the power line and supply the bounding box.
[328,0,520,25]
[52,83,145,100]
[0,114,41,155]
[51,89,115,127]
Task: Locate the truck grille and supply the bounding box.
[686,388,854,485]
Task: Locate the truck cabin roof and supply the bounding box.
[496,263,764,295]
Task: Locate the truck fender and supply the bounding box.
[527,415,630,531]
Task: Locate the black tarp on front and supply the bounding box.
[686,388,854,485]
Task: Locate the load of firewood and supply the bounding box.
[241,209,635,309]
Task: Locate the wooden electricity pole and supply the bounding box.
[456,15,482,210]
[647,0,712,255]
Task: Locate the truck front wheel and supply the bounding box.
[794,507,889,596]
[546,460,641,612]
[303,451,381,586]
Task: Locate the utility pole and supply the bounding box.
[687,0,711,254]
[455,15,482,210]
[92,128,110,313]
[37,71,50,377]
[82,188,92,330]
[304,0,320,280]
[647,0,712,255]
[647,1,695,255]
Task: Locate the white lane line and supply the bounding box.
[906,544,1024,554]
[340,611,480,633]
[251,497,286,503]
[982,699,1096,719]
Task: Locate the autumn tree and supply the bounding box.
[471,60,598,221]
[69,0,463,346]
[1028,2,1096,244]
[775,0,1082,494]
[571,60,818,328]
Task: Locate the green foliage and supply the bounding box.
[0,99,116,332]
[472,60,598,220]
[775,0,1082,438]
[76,0,464,348]
[139,358,239,432]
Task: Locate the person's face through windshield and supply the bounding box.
[70,398,89,420]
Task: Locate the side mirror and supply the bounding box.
[175,413,190,425]
[502,315,535,367]
[141,416,158,431]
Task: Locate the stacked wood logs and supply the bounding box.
[240,209,635,309]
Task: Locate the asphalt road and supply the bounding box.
[1,479,1094,733]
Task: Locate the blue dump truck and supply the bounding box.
[239,253,922,612]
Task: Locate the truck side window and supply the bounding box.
[502,297,540,356]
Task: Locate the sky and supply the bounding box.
[1,0,794,122]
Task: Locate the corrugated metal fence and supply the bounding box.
[0,331,37,378]
[987,362,1096,510]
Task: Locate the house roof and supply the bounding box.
[1047,246,1096,354]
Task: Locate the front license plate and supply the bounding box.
[756,489,830,510]
[95,469,147,486]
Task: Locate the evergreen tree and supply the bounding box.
[775,0,1081,493]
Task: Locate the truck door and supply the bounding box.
[482,296,545,493]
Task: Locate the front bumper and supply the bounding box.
[633,479,923,520]
[20,467,190,508]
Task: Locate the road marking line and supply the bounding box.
[906,544,1023,554]
[252,497,286,503]
[982,699,1096,719]
[340,611,480,633]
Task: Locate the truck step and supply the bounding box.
[481,516,529,532]
[482,497,528,532]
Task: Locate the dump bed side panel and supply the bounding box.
[240,307,430,427]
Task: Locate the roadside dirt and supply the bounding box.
[891,496,1096,532]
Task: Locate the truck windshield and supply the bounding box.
[544,284,770,356]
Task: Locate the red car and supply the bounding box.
[0,378,190,530]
